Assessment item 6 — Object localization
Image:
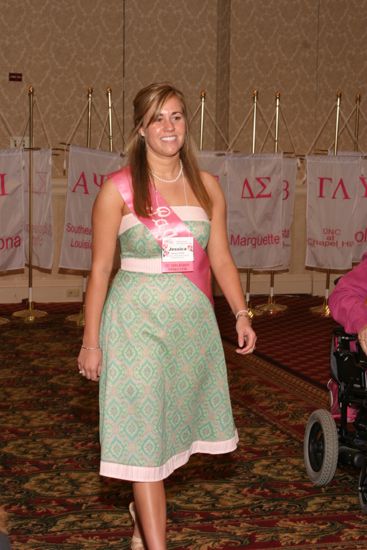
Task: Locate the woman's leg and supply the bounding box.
[132,480,166,550]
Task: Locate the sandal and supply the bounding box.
[129,502,146,550]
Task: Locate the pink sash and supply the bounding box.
[111,166,213,305]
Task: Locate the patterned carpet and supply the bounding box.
[1,298,367,548]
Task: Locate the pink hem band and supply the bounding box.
[99,431,239,482]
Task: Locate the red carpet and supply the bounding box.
[215,294,338,390]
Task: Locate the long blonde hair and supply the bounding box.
[127,82,212,218]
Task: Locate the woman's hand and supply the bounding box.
[235,317,257,355]
[358,325,367,355]
[77,347,102,382]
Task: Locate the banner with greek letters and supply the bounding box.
[59,146,123,271]
[226,153,283,269]
[353,157,367,262]
[279,157,297,269]
[197,151,227,199]
[306,155,361,269]
[0,149,24,271]
[23,149,53,269]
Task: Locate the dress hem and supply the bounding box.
[99,431,239,482]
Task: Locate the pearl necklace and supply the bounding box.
[151,160,183,183]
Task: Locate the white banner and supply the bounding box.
[226,154,283,269]
[23,149,53,270]
[59,146,123,271]
[197,151,227,199]
[279,157,297,269]
[353,157,367,262]
[0,150,24,271]
[306,155,361,269]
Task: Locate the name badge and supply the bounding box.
[161,236,194,272]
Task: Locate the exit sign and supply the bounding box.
[9,73,22,82]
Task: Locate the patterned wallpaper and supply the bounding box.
[0,0,367,175]
[230,0,367,155]
[123,0,218,151]
[0,0,126,174]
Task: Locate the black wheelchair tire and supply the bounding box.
[358,465,367,512]
[304,409,339,486]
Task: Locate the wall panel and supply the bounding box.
[0,1,366,301]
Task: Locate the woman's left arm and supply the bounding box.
[203,172,257,355]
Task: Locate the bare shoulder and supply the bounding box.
[94,178,124,208]
[98,178,122,199]
[92,179,124,228]
[200,170,225,204]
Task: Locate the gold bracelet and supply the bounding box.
[235,309,250,320]
[81,345,101,351]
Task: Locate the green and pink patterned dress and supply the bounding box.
[99,203,238,481]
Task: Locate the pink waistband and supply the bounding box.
[121,257,162,273]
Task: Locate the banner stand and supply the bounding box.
[13,87,48,323]
[255,93,290,315]
[95,87,125,153]
[64,87,122,327]
[190,90,230,151]
[65,88,95,327]
[65,273,87,327]
[309,92,343,318]
[244,269,262,318]
[310,270,331,317]
[255,271,287,315]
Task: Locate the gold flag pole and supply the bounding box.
[354,93,361,151]
[274,92,280,153]
[311,91,342,317]
[65,87,94,327]
[13,87,47,323]
[249,90,267,316]
[107,87,113,152]
[121,0,126,152]
[310,269,332,317]
[334,91,342,156]
[235,90,261,318]
[251,90,258,154]
[86,87,92,148]
[256,92,287,315]
[199,90,206,151]
[244,269,262,318]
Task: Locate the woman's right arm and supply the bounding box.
[78,180,124,381]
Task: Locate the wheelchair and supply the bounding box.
[304,326,367,511]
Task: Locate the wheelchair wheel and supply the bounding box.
[358,465,367,512]
[304,409,339,486]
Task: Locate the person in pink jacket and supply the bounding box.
[327,252,367,419]
[328,252,367,355]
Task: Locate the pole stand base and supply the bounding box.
[310,302,331,317]
[247,305,264,318]
[66,306,85,327]
[12,304,48,323]
[255,297,288,316]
